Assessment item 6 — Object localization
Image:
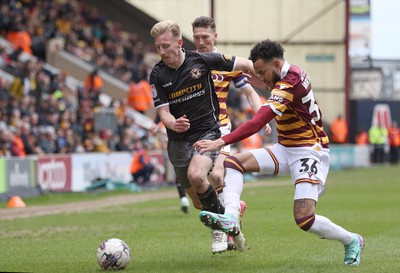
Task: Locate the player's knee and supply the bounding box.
[223,156,246,173]
[295,213,315,231]
[187,169,203,185]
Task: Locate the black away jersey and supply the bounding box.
[150,50,237,141]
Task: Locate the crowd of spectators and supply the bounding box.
[0,0,161,157]
[0,0,152,82]
[0,0,270,158]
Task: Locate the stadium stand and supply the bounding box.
[0,0,266,158]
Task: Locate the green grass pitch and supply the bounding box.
[0,165,399,272]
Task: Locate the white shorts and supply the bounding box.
[250,143,330,201]
[219,122,231,155]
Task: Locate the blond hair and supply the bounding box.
[150,20,181,39]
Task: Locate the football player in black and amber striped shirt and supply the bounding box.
[190,16,271,253]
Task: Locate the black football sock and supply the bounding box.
[176,180,187,199]
[198,184,225,214]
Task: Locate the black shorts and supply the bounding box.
[168,129,220,189]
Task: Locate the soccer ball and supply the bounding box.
[96,238,131,270]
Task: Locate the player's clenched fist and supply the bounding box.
[173,115,190,133]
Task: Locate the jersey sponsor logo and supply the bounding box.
[190,68,202,79]
[150,84,157,98]
[169,90,206,104]
[271,90,286,98]
[211,74,224,82]
[269,91,284,103]
[169,83,203,99]
[270,90,294,102]
[269,94,283,103]
[162,82,172,88]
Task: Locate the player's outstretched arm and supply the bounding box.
[241,84,262,113]
[235,57,256,76]
[221,106,275,145]
[240,84,273,136]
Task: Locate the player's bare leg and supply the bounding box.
[189,154,227,253]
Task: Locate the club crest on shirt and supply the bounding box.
[190,68,202,79]
[222,54,233,62]
[150,84,157,98]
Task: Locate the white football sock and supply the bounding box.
[308,214,354,245]
[223,168,243,218]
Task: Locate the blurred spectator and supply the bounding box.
[0,78,10,101]
[9,126,25,157]
[37,125,57,154]
[64,128,77,153]
[8,107,21,127]
[0,126,11,156]
[29,112,40,136]
[240,132,263,152]
[0,5,11,37]
[9,64,31,100]
[99,128,113,149]
[19,121,34,154]
[127,67,152,114]
[130,139,154,185]
[388,121,400,164]
[355,128,369,145]
[30,26,47,60]
[59,110,71,130]
[115,128,133,151]
[84,69,103,106]
[55,127,68,153]
[83,137,95,152]
[69,110,82,135]
[6,23,32,54]
[55,13,72,37]
[94,135,110,153]
[330,114,348,144]
[113,99,127,122]
[369,124,388,164]
[0,46,11,67]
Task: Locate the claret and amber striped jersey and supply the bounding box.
[211,70,249,127]
[222,62,329,149]
[265,62,329,148]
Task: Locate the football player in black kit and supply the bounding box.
[149,20,255,251]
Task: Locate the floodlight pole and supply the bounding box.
[345,0,351,143]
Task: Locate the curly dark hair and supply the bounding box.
[249,39,285,62]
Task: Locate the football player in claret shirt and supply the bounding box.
[149,20,256,253]
[194,39,364,266]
